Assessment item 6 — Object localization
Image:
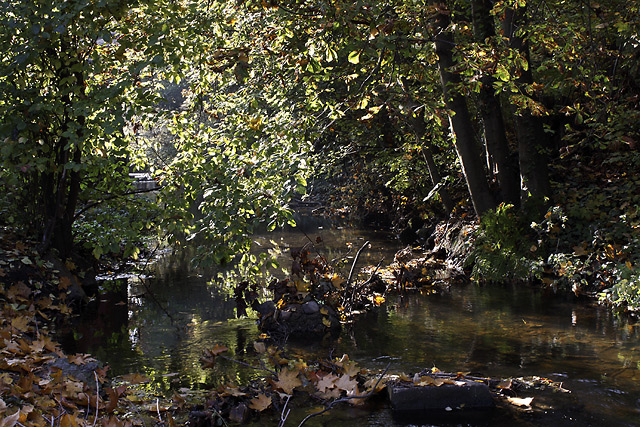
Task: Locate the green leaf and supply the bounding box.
[348,50,361,64]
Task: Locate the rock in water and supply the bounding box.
[388,379,494,414]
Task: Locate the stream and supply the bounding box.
[61,227,640,426]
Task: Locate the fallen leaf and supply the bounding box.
[274,368,302,394]
[105,385,128,413]
[248,393,272,411]
[334,374,357,393]
[316,373,338,392]
[331,274,344,290]
[207,344,229,356]
[121,373,149,384]
[224,385,247,397]
[340,360,361,378]
[364,376,386,392]
[59,413,79,427]
[11,316,30,332]
[497,379,512,389]
[315,387,341,399]
[58,276,72,290]
[253,341,266,354]
[507,396,534,407]
[0,411,20,427]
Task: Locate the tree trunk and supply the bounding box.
[434,9,496,217]
[502,6,551,213]
[39,49,86,259]
[471,0,520,206]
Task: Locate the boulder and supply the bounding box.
[257,301,341,338]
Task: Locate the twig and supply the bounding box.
[278,394,291,427]
[211,407,230,427]
[93,371,99,426]
[346,240,370,287]
[127,398,146,427]
[297,362,392,427]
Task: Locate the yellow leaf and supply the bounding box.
[295,280,310,292]
[331,274,344,290]
[322,317,332,327]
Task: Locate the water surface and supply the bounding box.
[63,228,640,426]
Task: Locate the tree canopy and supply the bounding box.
[1,0,638,288]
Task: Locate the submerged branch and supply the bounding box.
[347,240,370,287]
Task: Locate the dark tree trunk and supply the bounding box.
[502,6,551,213]
[471,0,521,206]
[434,9,496,217]
[39,49,86,259]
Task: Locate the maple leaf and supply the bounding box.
[105,385,128,413]
[7,283,31,300]
[223,385,247,397]
[67,354,92,365]
[10,315,31,332]
[58,276,73,290]
[315,387,341,399]
[334,374,358,394]
[94,365,110,383]
[341,360,361,378]
[316,373,338,392]
[206,344,229,357]
[64,381,84,395]
[248,393,272,411]
[274,368,302,394]
[121,373,149,384]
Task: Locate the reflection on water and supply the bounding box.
[62,228,640,426]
